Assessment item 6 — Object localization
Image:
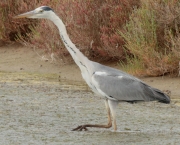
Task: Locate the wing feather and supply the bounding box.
[91,72,156,102]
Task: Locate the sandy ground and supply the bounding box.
[0,43,180,144]
[0,43,81,81]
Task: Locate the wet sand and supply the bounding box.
[0,72,180,145]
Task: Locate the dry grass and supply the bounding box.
[0,0,38,42]
[119,0,180,76]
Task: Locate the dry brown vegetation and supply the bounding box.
[0,0,37,42]
[0,0,180,76]
[120,0,180,76]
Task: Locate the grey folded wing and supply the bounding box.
[91,72,157,102]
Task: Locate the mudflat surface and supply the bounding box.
[0,44,180,144]
[0,74,180,145]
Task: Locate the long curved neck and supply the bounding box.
[49,13,89,69]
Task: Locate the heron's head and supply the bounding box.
[14,6,54,19]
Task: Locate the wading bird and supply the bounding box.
[14,6,170,131]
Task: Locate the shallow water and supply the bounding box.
[0,72,180,145]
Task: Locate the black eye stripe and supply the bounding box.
[41,6,53,11]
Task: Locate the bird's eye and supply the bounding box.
[39,10,44,13]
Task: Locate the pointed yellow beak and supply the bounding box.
[14,11,34,19]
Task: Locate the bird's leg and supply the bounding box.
[72,99,112,131]
[108,99,118,131]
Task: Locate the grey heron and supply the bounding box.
[14,6,170,131]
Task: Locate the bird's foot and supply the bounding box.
[72,125,88,131]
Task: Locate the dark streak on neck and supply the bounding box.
[79,61,91,74]
[80,61,86,68]
[61,34,76,54]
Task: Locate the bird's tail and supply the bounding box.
[153,88,170,104]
